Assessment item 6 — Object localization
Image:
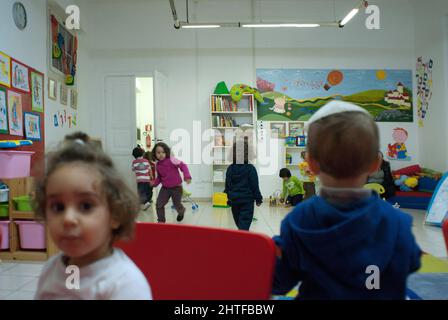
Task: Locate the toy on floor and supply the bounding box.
[269,190,288,207]
[394,175,419,192]
[171,189,199,212]
[0,140,33,148]
[364,183,385,195]
[212,192,229,208]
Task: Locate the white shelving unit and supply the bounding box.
[210,94,256,194]
[283,121,307,175]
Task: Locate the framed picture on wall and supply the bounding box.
[24,112,42,141]
[31,71,44,113]
[48,78,57,101]
[60,84,68,105]
[0,51,11,88]
[288,122,305,137]
[270,122,287,139]
[0,87,8,134]
[7,91,23,136]
[11,59,30,93]
[70,89,77,110]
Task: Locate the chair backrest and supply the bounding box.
[115,222,276,300]
[443,219,448,254]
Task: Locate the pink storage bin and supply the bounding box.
[15,220,46,249]
[0,220,10,249]
[0,151,35,179]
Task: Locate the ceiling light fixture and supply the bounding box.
[241,23,320,28]
[169,0,368,30]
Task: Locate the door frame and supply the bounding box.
[103,71,157,151]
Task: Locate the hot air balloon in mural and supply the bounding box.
[323,70,344,91]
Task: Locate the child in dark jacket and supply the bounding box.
[224,137,262,231]
[272,101,421,299]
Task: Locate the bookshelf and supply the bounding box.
[210,94,256,194]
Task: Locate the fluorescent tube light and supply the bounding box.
[181,24,221,29]
[242,23,320,28]
[340,8,359,26]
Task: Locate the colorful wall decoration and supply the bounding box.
[0,51,45,177]
[31,71,44,113]
[0,52,11,88]
[256,69,413,122]
[416,57,433,127]
[53,109,77,129]
[24,112,41,140]
[11,59,30,93]
[387,127,411,161]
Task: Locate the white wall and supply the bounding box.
[0,0,89,151]
[413,0,448,172]
[79,0,423,198]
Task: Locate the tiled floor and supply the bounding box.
[1,202,446,300]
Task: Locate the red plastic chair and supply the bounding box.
[115,222,276,300]
[443,219,448,254]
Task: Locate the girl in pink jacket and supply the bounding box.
[151,142,192,223]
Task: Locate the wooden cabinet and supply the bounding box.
[0,177,58,261]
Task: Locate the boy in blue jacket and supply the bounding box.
[272,101,421,299]
[224,137,262,231]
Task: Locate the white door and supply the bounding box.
[105,75,136,190]
[153,71,169,144]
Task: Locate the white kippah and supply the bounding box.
[305,100,371,132]
[74,138,85,145]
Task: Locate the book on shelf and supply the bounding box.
[212,115,238,128]
[212,95,253,112]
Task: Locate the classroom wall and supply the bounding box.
[413,0,448,172]
[79,0,422,198]
[0,0,89,160]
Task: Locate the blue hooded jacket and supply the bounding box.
[224,164,263,205]
[272,193,421,299]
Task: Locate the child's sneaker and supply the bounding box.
[176,212,184,222]
[142,202,151,211]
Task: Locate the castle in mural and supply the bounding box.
[256,69,413,122]
[384,82,411,108]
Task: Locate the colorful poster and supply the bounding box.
[256,69,413,122]
[387,128,411,161]
[0,88,7,133]
[31,71,44,112]
[0,52,11,87]
[7,91,23,136]
[416,57,433,127]
[24,112,41,140]
[11,60,30,92]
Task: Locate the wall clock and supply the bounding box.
[13,2,27,31]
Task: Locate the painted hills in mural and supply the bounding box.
[256,69,413,122]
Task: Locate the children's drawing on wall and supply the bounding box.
[0,88,8,133]
[387,128,411,161]
[53,109,77,128]
[24,112,41,140]
[0,52,11,88]
[416,57,433,127]
[31,71,44,113]
[11,60,30,93]
[7,91,23,136]
[256,69,413,122]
